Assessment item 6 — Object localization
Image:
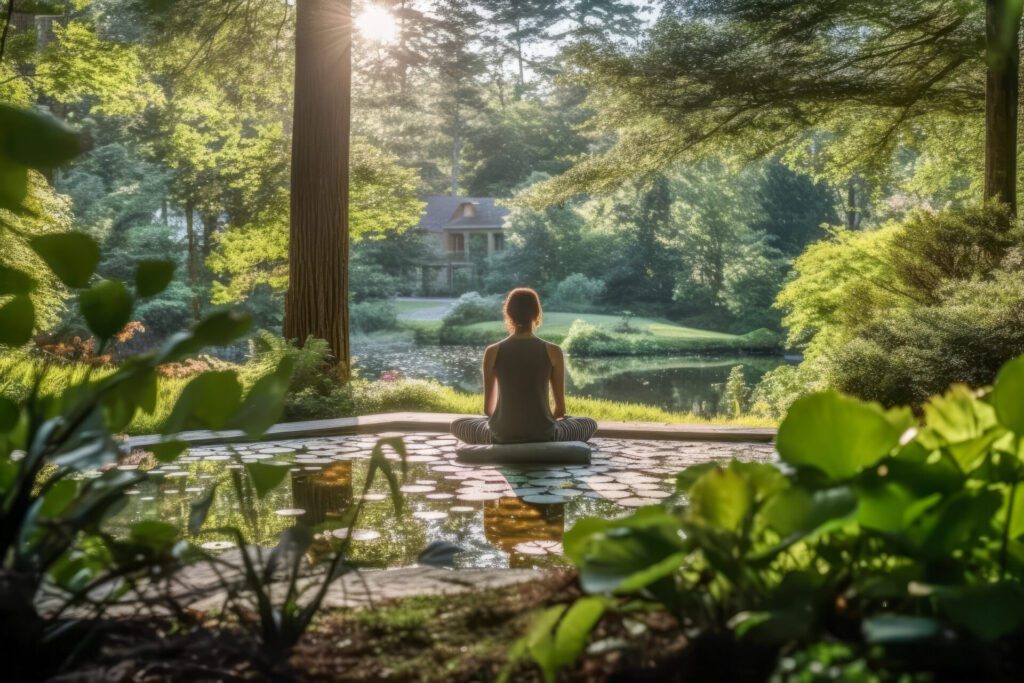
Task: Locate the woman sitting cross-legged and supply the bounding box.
[451,287,598,445]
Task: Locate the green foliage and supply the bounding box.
[351,300,399,334]
[777,204,1024,406]
[523,2,984,206]
[209,140,424,304]
[243,331,356,421]
[549,273,606,312]
[529,354,1024,679]
[561,319,781,357]
[199,437,410,657]
[749,362,822,420]
[723,365,749,418]
[442,291,502,327]
[0,105,293,678]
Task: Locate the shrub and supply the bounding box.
[245,331,354,420]
[823,274,1024,406]
[350,259,400,302]
[549,273,605,311]
[722,365,749,417]
[522,357,1024,681]
[351,300,398,333]
[561,320,657,356]
[777,203,1022,356]
[442,291,501,327]
[562,320,782,357]
[749,361,820,419]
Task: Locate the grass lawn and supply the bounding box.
[457,312,740,344]
[392,299,451,315]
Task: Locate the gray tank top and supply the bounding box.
[488,336,556,443]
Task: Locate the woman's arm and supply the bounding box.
[547,343,566,419]
[482,345,499,416]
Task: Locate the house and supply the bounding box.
[416,195,510,293]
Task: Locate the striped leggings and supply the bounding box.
[450,416,598,445]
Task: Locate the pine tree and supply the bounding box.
[527,1,1024,213]
[479,0,561,89]
[427,0,487,196]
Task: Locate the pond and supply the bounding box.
[353,342,793,417]
[115,433,773,570]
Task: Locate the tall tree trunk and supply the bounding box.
[451,107,461,197]
[515,12,524,90]
[201,213,217,257]
[185,199,200,322]
[985,0,1023,214]
[0,0,15,66]
[284,0,352,379]
[846,178,859,230]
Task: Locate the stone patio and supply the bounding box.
[103,429,777,613]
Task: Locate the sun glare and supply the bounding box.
[356,5,400,44]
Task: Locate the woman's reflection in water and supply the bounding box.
[484,496,565,568]
[290,461,354,562]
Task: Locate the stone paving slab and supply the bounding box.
[127,412,776,449]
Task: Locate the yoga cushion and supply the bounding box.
[456,441,592,465]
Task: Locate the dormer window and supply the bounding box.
[458,203,477,219]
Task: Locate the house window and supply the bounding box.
[460,203,477,219]
[449,233,465,253]
[493,233,505,251]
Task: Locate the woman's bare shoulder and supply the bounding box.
[543,340,564,361]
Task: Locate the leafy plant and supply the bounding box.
[523,354,1024,680]
[189,435,461,659]
[0,106,294,679]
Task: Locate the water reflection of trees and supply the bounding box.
[484,497,565,569]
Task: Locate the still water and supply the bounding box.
[114,433,772,569]
[353,342,791,417]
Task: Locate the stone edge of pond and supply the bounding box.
[78,555,553,617]
[125,412,776,449]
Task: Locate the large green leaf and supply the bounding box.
[0,397,19,433]
[574,523,685,594]
[0,104,83,168]
[162,370,243,432]
[687,464,753,532]
[525,604,568,683]
[994,356,1024,434]
[245,462,290,499]
[30,232,101,288]
[0,265,35,295]
[855,482,919,533]
[135,259,175,298]
[148,440,188,463]
[0,157,28,210]
[920,385,1004,472]
[776,391,903,480]
[761,486,856,546]
[552,597,606,670]
[935,583,1024,641]
[158,310,253,362]
[563,507,680,564]
[0,295,34,346]
[228,358,294,437]
[79,279,133,340]
[189,485,218,535]
[129,520,180,553]
[907,489,1001,558]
